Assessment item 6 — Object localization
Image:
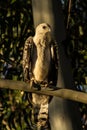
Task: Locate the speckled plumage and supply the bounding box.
[22,23,58,129]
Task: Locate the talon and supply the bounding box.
[29,80,34,88]
[30,78,41,90]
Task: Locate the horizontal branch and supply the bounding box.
[0,79,87,104]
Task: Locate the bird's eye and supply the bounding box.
[43,26,47,29]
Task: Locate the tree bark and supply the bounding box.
[32,0,82,130]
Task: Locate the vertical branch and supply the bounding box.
[67,0,72,29]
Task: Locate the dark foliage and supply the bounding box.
[0,0,34,129]
[62,0,87,86]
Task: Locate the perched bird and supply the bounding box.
[22,23,58,130]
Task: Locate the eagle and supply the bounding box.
[22,23,58,130]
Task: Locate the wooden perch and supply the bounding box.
[0,79,87,104]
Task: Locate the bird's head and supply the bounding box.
[35,23,52,36]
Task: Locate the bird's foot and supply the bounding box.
[37,120,51,130]
[30,78,41,90]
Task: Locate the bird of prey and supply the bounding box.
[22,23,58,130]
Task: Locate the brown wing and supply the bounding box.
[22,36,34,81]
[48,40,59,86]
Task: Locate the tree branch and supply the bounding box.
[0,79,87,104]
